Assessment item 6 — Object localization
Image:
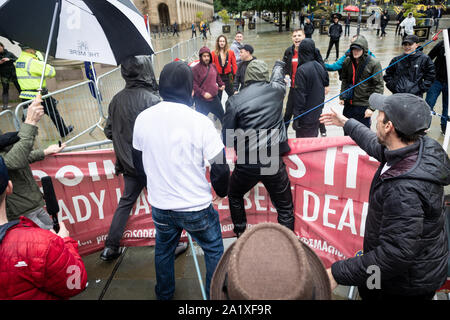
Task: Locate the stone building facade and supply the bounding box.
[133,0,214,30]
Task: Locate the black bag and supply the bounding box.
[340,56,371,101]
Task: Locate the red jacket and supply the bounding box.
[211,50,237,75]
[0,217,87,300]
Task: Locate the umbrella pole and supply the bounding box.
[38,1,60,97]
[357,0,362,35]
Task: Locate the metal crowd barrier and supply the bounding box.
[14,80,104,150]
[50,36,203,152]
[0,109,20,133]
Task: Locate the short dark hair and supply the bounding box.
[382,112,424,143]
[236,31,243,35]
[0,42,3,49]
[292,28,304,34]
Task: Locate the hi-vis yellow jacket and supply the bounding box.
[15,51,55,99]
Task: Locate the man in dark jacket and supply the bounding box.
[384,35,435,98]
[379,10,389,38]
[0,98,65,229]
[223,60,294,237]
[340,35,384,128]
[321,93,449,300]
[425,39,448,135]
[192,46,225,123]
[100,56,160,261]
[325,15,343,61]
[0,43,20,110]
[292,39,329,138]
[395,8,405,35]
[282,29,328,134]
[304,18,314,38]
[233,44,255,93]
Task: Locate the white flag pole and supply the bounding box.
[442,28,450,152]
[38,1,59,97]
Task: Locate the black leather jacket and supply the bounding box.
[223,60,289,165]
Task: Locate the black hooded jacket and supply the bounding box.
[384,50,436,97]
[282,44,328,87]
[292,39,329,126]
[104,55,160,176]
[332,119,450,297]
[428,40,447,83]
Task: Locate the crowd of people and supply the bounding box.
[0,14,449,301]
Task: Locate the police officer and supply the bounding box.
[15,44,73,138]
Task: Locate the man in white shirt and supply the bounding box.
[400,12,416,38]
[132,60,230,300]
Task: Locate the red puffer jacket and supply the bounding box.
[0,217,87,300]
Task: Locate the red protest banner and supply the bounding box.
[30,137,379,268]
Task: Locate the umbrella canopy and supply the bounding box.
[344,5,360,12]
[0,0,154,66]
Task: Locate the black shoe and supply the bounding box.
[175,242,188,258]
[321,132,327,137]
[100,247,121,261]
[60,125,74,138]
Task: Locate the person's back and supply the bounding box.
[292,39,329,137]
[133,61,229,300]
[100,56,160,261]
[104,56,160,176]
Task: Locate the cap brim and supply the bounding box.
[402,40,414,45]
[369,93,387,111]
[301,242,332,300]
[210,242,235,300]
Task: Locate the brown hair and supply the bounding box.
[292,28,304,35]
[215,35,229,55]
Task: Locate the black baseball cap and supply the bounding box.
[350,43,363,51]
[240,44,254,54]
[402,34,419,45]
[0,156,9,195]
[369,93,431,136]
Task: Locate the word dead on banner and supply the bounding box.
[30,137,378,267]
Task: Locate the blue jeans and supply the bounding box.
[425,80,448,132]
[152,204,224,300]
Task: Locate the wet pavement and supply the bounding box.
[72,18,449,301]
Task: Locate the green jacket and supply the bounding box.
[340,36,384,108]
[0,123,45,221]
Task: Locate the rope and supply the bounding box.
[286,30,444,125]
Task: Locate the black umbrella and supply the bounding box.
[0,0,154,67]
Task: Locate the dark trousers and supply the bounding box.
[2,77,21,107]
[380,25,387,36]
[343,102,371,130]
[217,73,234,102]
[22,96,71,137]
[326,38,340,60]
[228,161,294,235]
[105,174,146,250]
[194,96,224,123]
[345,24,350,36]
[191,30,197,38]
